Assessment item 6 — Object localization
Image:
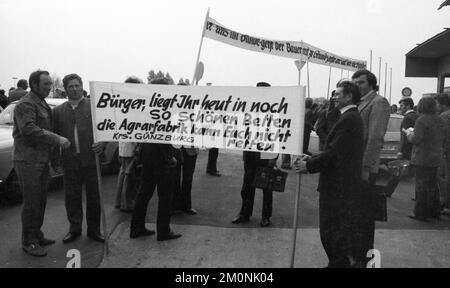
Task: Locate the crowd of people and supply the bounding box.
[3,68,450,268]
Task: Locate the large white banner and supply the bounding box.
[204,17,366,71]
[90,82,305,155]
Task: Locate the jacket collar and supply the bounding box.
[28,91,51,111]
[358,90,377,113]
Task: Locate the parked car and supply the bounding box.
[0,98,119,202]
[380,114,404,164]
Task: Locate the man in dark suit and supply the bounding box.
[232,82,277,227]
[385,97,418,197]
[295,81,365,268]
[173,146,199,215]
[52,73,105,244]
[130,77,182,241]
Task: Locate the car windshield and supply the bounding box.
[0,104,15,125]
[387,117,402,132]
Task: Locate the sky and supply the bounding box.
[0,0,449,105]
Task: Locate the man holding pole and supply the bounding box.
[294,81,365,268]
[52,73,105,244]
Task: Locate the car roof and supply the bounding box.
[11,97,67,107]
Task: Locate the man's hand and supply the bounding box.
[52,165,63,175]
[168,157,177,168]
[267,159,277,168]
[92,142,104,154]
[293,157,308,174]
[59,136,71,149]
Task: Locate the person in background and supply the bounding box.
[53,73,105,244]
[407,96,445,222]
[130,76,181,241]
[206,148,221,176]
[13,70,70,257]
[172,81,199,216]
[232,82,278,227]
[352,69,390,265]
[0,89,8,109]
[436,93,450,216]
[391,104,398,114]
[384,97,418,197]
[294,81,365,268]
[315,91,340,151]
[114,76,143,212]
[8,79,28,103]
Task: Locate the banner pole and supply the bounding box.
[326,65,332,100]
[191,8,210,85]
[95,154,109,255]
[290,51,305,268]
[306,60,311,99]
[370,50,373,72]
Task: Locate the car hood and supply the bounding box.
[0,125,13,147]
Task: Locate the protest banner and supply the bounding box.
[204,16,366,71]
[90,82,305,155]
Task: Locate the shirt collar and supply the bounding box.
[69,96,84,109]
[339,104,357,115]
[404,109,414,115]
[361,90,375,101]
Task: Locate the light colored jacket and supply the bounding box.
[358,91,390,174]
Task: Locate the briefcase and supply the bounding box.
[372,185,387,222]
[253,166,288,192]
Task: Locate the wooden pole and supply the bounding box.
[191,8,210,84]
[95,154,109,255]
[306,60,311,98]
[370,50,373,72]
[326,66,332,100]
[290,57,305,268]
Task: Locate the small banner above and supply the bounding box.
[90,82,305,155]
[204,17,366,71]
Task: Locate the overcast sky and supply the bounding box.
[0,0,448,104]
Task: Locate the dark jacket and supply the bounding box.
[140,143,177,172]
[410,114,445,167]
[306,107,364,198]
[8,88,28,103]
[399,111,419,160]
[52,97,96,169]
[440,109,450,158]
[13,91,60,163]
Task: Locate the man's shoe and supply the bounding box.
[260,218,271,227]
[62,232,81,244]
[231,214,250,224]
[130,228,156,239]
[22,244,47,257]
[184,208,197,215]
[157,232,182,241]
[207,171,222,177]
[39,238,56,246]
[87,232,105,243]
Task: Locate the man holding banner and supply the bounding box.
[295,81,365,268]
[52,74,105,244]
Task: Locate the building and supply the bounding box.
[405,28,450,93]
